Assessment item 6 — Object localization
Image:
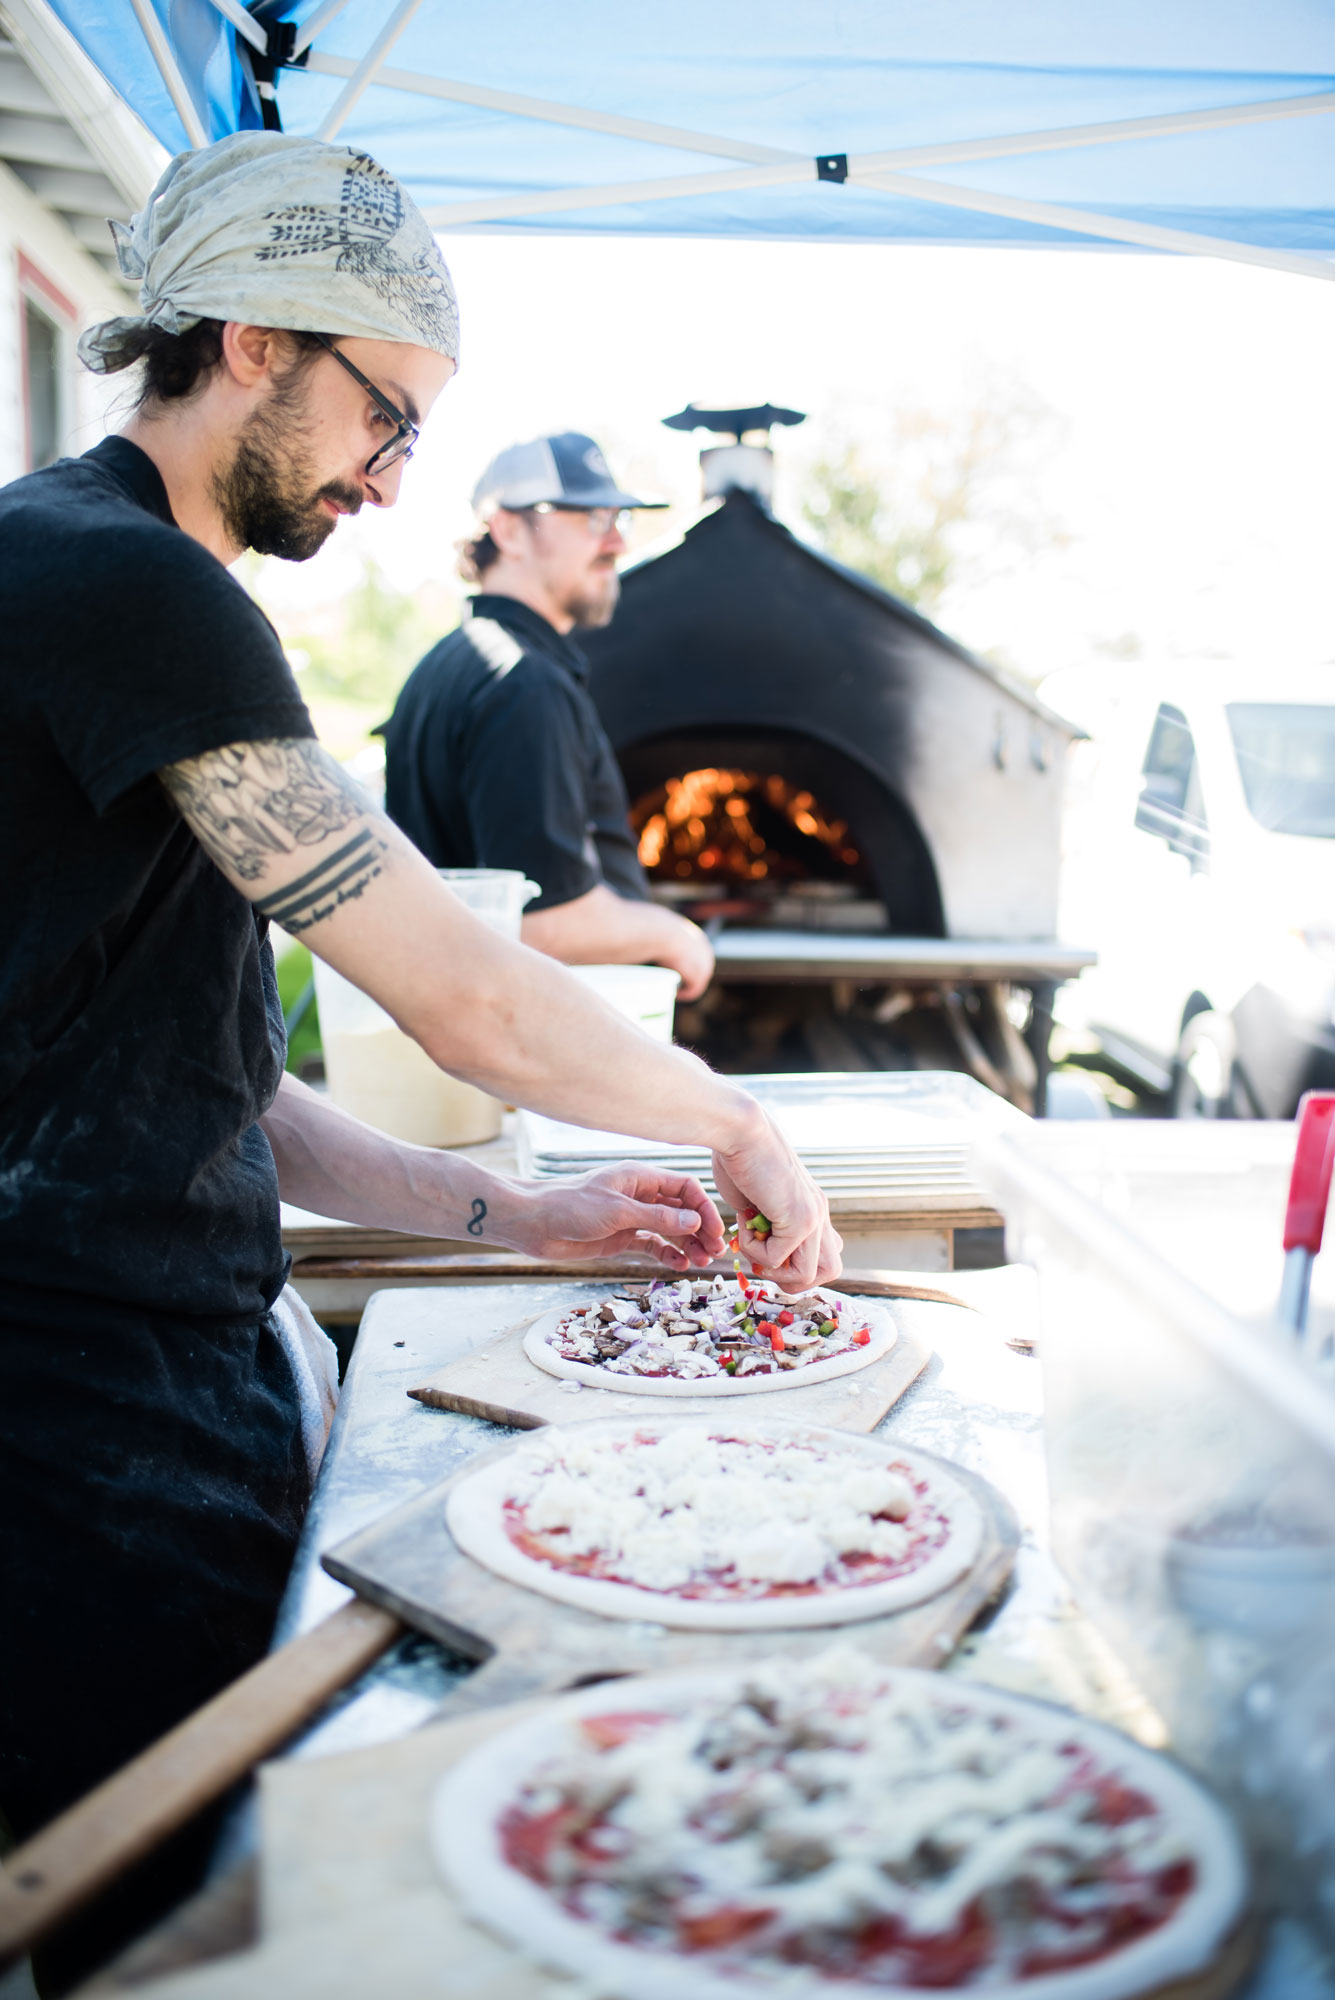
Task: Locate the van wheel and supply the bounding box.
[1172,1011,1245,1118]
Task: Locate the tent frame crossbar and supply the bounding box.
[856,167,1334,280]
[295,45,1335,277]
[315,0,425,141]
[202,0,267,57]
[292,0,351,60]
[304,50,1335,187]
[303,50,795,163]
[128,0,207,146]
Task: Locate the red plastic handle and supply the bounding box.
[1283,1091,1335,1254]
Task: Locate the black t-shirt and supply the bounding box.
[380,593,650,910]
[0,436,315,1327]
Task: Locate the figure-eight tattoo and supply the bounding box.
[160,739,390,933]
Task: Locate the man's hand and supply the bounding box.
[507,1164,727,1268]
[521,884,714,1000]
[654,910,714,1002]
[712,1110,843,1292]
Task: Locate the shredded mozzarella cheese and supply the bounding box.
[508,1427,916,1591]
[513,1650,1195,1972]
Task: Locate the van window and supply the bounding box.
[1142,704,1194,798]
[1136,704,1208,857]
[1227,703,1335,838]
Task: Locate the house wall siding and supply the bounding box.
[0,159,124,482]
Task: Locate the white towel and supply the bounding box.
[270,1284,340,1482]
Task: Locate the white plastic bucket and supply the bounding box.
[568,964,680,1044]
[314,868,540,1148]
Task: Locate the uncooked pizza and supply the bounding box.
[522,1275,894,1396]
[445,1416,983,1630]
[432,1651,1249,2000]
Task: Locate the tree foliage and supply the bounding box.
[799,386,1066,617]
[282,560,453,710]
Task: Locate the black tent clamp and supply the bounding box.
[243,1,309,131]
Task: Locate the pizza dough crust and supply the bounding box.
[522,1287,896,1396]
[445,1417,984,1630]
[432,1663,1250,2000]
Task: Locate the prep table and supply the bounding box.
[87,1257,1330,1995]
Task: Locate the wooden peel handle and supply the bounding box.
[0,1598,401,1964]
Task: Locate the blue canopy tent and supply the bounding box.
[45,1,1335,280]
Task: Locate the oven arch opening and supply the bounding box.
[619,728,944,937]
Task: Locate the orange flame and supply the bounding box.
[633,768,858,888]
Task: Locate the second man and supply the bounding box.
[381,432,714,997]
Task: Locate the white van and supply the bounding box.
[1045,663,1335,1117]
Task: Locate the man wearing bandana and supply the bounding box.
[0,133,839,1985]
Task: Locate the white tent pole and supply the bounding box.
[423,160,805,227]
[315,0,424,142]
[854,167,1334,281]
[853,90,1335,174]
[292,0,351,59]
[202,0,266,56]
[423,155,1331,284]
[305,52,1335,175]
[127,0,207,147]
[304,54,800,163]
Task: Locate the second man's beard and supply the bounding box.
[565,566,621,631]
[213,377,362,562]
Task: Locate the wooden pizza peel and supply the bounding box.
[320,1435,1019,1709]
[0,1278,960,1970]
[68,1434,1021,1998]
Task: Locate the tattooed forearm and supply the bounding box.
[160,739,367,882]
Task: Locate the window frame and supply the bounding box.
[18,253,77,474]
[1135,701,1211,867]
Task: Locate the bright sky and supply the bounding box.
[249,234,1335,687]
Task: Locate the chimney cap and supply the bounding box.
[662,401,806,442]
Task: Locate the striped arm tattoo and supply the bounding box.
[160,739,389,933]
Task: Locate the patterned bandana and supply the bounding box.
[79,131,459,373]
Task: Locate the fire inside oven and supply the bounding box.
[630,766,884,928]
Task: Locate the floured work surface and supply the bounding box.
[407,1301,931,1435]
[320,1438,1018,1708]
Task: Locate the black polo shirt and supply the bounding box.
[0,435,316,1952]
[381,594,650,910]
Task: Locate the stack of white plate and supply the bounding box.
[517,1071,1023,1205]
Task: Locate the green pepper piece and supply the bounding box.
[819,1318,837,1335]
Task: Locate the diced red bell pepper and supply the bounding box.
[679,1906,774,1952]
[741,1205,759,1221]
[852,1328,871,1346]
[777,1309,794,1326]
[580,1711,671,1749]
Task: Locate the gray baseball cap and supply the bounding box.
[471,432,667,516]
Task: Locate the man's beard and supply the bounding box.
[212,371,362,561]
[565,564,621,631]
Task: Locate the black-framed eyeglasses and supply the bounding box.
[312,332,419,476]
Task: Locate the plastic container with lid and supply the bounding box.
[566,963,680,1044]
[314,869,540,1147]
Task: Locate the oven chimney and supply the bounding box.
[661,401,806,513]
